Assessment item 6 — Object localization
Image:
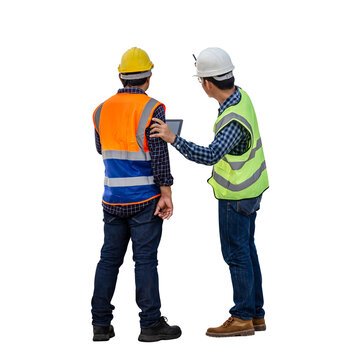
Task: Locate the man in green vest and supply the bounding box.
[150,47,269,337]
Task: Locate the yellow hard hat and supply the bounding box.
[118,47,154,73]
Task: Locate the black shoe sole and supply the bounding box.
[93,329,115,341]
[254,324,266,331]
[138,331,182,342]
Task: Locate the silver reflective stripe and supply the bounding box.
[102,150,151,161]
[136,98,159,149]
[213,71,233,81]
[94,103,103,133]
[104,176,155,187]
[213,161,267,192]
[222,138,262,170]
[120,70,152,80]
[215,112,253,136]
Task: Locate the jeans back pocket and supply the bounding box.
[236,195,262,216]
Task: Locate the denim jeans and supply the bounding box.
[218,195,265,320]
[91,199,163,328]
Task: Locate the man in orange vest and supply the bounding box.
[91,47,181,342]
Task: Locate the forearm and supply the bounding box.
[171,122,244,166]
[172,136,221,165]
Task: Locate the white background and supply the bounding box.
[1,0,359,359]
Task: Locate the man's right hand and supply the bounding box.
[154,186,173,220]
[154,196,173,220]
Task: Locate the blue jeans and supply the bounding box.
[218,195,265,320]
[91,199,163,328]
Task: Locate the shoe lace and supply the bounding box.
[222,317,234,327]
[158,316,168,326]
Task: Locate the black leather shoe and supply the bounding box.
[93,325,115,341]
[138,317,181,342]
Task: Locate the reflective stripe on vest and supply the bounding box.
[136,98,158,150]
[212,160,267,192]
[104,176,155,187]
[215,112,254,137]
[102,150,151,161]
[94,103,103,133]
[221,138,262,170]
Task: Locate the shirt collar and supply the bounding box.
[218,86,241,116]
[117,87,146,95]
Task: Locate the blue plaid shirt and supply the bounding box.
[172,87,251,165]
[95,87,173,217]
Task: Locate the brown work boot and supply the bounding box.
[206,317,255,337]
[253,318,266,331]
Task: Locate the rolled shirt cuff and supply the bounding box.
[172,135,182,148]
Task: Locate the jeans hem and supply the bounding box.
[230,313,253,321]
[92,321,111,327]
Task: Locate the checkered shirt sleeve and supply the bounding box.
[172,122,245,166]
[171,86,251,165]
[146,106,174,186]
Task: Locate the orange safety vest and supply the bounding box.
[93,93,164,205]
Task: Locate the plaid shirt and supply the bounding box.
[94,87,173,217]
[172,87,251,165]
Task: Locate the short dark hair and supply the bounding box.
[203,73,235,90]
[120,71,149,87]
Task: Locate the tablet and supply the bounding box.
[166,119,183,136]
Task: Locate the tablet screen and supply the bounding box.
[166,119,183,136]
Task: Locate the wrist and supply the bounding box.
[160,186,172,197]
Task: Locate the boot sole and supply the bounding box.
[93,329,115,341]
[206,329,255,337]
[138,331,182,342]
[254,324,266,331]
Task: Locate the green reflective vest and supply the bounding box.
[208,88,269,200]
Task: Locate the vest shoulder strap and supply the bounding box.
[214,89,254,136]
[93,102,104,133]
[215,111,254,138]
[136,97,162,149]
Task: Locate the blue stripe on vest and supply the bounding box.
[103,184,160,204]
[103,159,153,178]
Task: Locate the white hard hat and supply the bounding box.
[195,47,234,80]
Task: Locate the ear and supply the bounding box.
[206,80,214,91]
[203,79,212,91]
